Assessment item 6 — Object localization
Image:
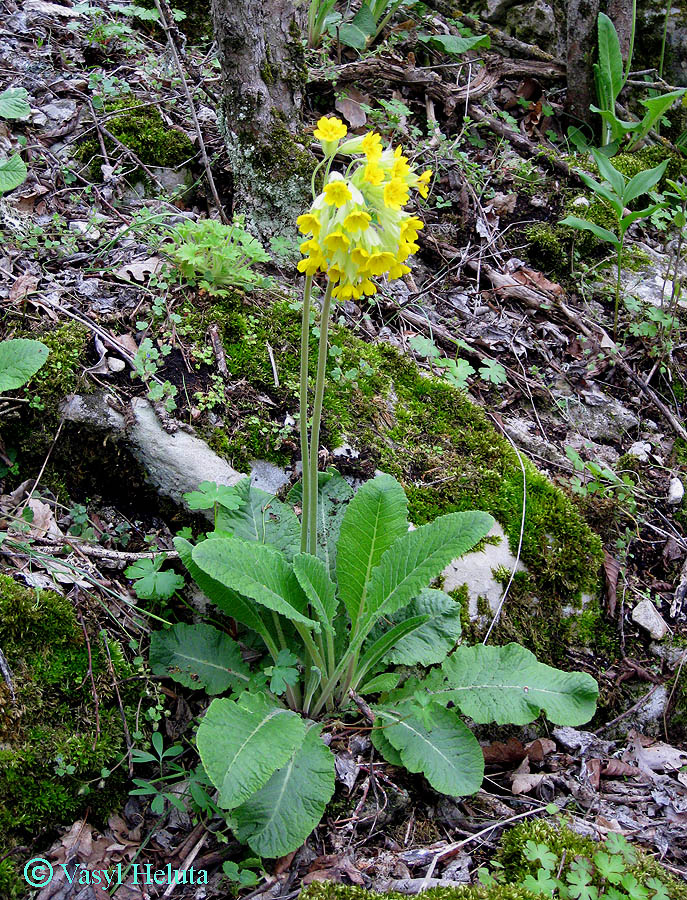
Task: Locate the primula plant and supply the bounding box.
[148,117,599,860]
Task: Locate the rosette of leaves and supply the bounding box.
[150,471,598,858]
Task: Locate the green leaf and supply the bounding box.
[264,649,300,695]
[215,478,300,560]
[0,339,49,392]
[622,160,668,205]
[197,692,306,809]
[522,870,560,895]
[354,615,430,688]
[436,643,599,726]
[0,154,28,194]
[336,473,409,631]
[192,537,317,629]
[560,215,620,247]
[233,720,335,857]
[336,22,369,48]
[593,851,624,884]
[591,147,625,196]
[632,89,687,147]
[576,170,624,214]
[149,623,250,694]
[362,509,494,627]
[377,589,463,666]
[293,553,338,633]
[417,32,490,54]
[376,700,484,796]
[360,671,400,694]
[620,203,666,232]
[408,335,441,358]
[184,481,242,511]
[289,469,353,576]
[175,537,269,638]
[125,555,185,599]
[596,13,623,105]
[0,87,31,119]
[370,721,403,766]
[524,840,558,871]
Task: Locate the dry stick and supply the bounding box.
[162,833,205,898]
[153,0,228,223]
[28,539,180,567]
[208,324,229,379]
[101,631,135,776]
[593,684,659,734]
[266,341,280,388]
[19,417,65,513]
[96,120,165,190]
[77,608,101,751]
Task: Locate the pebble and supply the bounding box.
[668,477,684,506]
[628,440,651,462]
[631,598,669,640]
[106,357,126,373]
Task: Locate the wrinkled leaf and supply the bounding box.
[0,339,49,391]
[150,622,250,694]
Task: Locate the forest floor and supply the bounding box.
[1,0,687,898]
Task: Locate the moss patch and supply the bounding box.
[0,576,137,896]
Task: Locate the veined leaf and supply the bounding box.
[149,622,250,695]
[560,216,620,247]
[596,13,623,105]
[437,643,599,726]
[197,692,306,809]
[622,160,668,205]
[289,469,353,575]
[293,553,338,633]
[621,203,666,231]
[417,32,490,55]
[216,478,300,560]
[375,588,463,666]
[0,87,31,120]
[336,473,409,631]
[360,671,400,694]
[0,154,27,194]
[362,510,493,627]
[576,169,624,215]
[591,147,625,196]
[175,537,269,637]
[631,89,687,148]
[233,720,335,857]
[0,339,49,391]
[371,721,403,766]
[353,615,430,689]
[376,700,484,796]
[192,537,317,629]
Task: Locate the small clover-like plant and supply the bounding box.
[560,149,668,336]
[125,554,185,600]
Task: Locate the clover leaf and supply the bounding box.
[125,555,185,599]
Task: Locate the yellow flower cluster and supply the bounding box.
[298,116,432,301]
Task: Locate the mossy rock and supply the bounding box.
[76,99,195,183]
[302,882,539,900]
[0,576,138,896]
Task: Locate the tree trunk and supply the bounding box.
[606,0,632,58]
[566,0,600,127]
[210,0,313,236]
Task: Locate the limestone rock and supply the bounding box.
[632,598,669,640]
[668,477,684,506]
[558,387,639,442]
[442,522,527,619]
[505,0,557,44]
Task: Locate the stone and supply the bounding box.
[632,598,669,640]
[249,459,290,495]
[668,477,684,506]
[556,384,639,442]
[628,440,652,462]
[61,394,244,507]
[442,522,527,619]
[106,357,126,373]
[505,0,557,44]
[484,0,523,22]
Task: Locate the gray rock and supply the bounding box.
[506,0,556,43]
[668,477,684,506]
[632,598,669,640]
[559,388,639,442]
[249,459,290,495]
[628,440,652,462]
[442,522,527,618]
[61,394,244,506]
[484,0,524,22]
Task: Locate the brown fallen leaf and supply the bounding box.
[511,772,548,795]
[335,89,369,128]
[511,265,564,296]
[304,854,365,885]
[603,549,620,618]
[602,759,643,779]
[526,738,556,763]
[483,737,526,766]
[9,274,39,303]
[115,257,162,283]
[585,757,601,790]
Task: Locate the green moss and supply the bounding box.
[524,223,569,274]
[0,576,138,894]
[302,881,539,900]
[29,322,89,410]
[497,819,687,899]
[76,99,195,182]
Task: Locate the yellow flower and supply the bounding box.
[332,282,362,301]
[392,148,411,178]
[400,216,424,241]
[360,279,377,296]
[351,247,370,271]
[300,238,320,255]
[298,255,326,276]
[383,178,410,211]
[397,240,419,261]
[363,163,384,186]
[327,264,344,283]
[388,261,411,280]
[314,116,348,142]
[324,230,350,253]
[416,169,432,199]
[366,251,396,276]
[343,210,371,233]
[297,213,321,236]
[361,131,382,160]
[323,180,353,207]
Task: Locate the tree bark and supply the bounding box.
[566,0,600,127]
[606,0,632,58]
[210,0,312,236]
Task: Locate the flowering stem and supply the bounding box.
[308,280,334,556]
[299,275,313,553]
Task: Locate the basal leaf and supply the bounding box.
[376,588,463,666]
[559,216,620,247]
[216,478,300,560]
[336,473,409,631]
[362,510,493,627]
[370,720,403,766]
[289,469,353,575]
[376,700,484,796]
[0,338,49,391]
[149,623,250,694]
[437,643,599,726]
[591,147,625,196]
[293,553,338,633]
[622,160,668,205]
[233,720,335,857]
[175,537,269,637]
[0,87,31,120]
[197,692,306,809]
[353,615,430,689]
[417,32,490,55]
[632,89,686,148]
[0,154,27,194]
[596,13,623,104]
[192,537,317,629]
